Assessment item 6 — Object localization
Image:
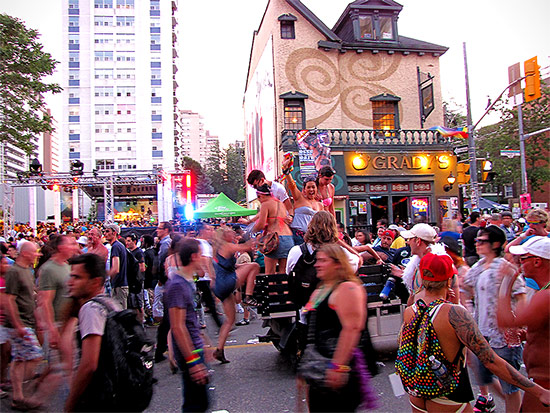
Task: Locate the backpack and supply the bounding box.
[289,243,319,308]
[126,249,143,293]
[395,299,461,399]
[79,297,155,412]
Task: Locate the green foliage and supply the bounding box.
[0,14,61,155]
[180,156,213,194]
[477,84,550,193]
[205,142,246,202]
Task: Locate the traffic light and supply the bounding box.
[524,57,541,102]
[456,163,470,185]
[481,160,496,182]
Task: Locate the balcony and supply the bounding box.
[281,129,452,151]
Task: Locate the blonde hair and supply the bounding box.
[212,227,235,257]
[317,243,360,283]
[526,208,549,224]
[304,211,339,247]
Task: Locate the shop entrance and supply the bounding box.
[392,196,409,225]
[370,196,388,225]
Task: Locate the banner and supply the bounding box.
[296,130,331,179]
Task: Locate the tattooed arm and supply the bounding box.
[448,305,549,404]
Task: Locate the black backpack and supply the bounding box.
[126,249,143,294]
[78,297,155,412]
[289,243,320,308]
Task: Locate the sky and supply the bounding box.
[2,0,549,149]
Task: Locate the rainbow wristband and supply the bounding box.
[192,348,203,355]
[328,362,351,373]
[185,355,200,364]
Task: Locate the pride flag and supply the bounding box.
[428,126,468,139]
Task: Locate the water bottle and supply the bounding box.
[379,277,396,300]
[429,355,452,392]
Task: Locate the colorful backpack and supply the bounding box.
[395,299,461,398]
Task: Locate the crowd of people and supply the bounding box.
[0,162,549,412]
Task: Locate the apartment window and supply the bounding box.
[116,69,135,79]
[116,52,135,62]
[150,18,161,27]
[151,89,160,97]
[68,34,79,44]
[68,70,79,80]
[94,86,114,97]
[68,88,80,98]
[94,51,114,62]
[150,35,161,45]
[68,0,79,8]
[370,94,400,130]
[355,14,396,41]
[94,0,113,8]
[68,16,79,27]
[151,69,161,79]
[116,0,134,8]
[94,69,114,79]
[504,185,514,198]
[69,52,79,62]
[94,104,114,115]
[69,106,79,116]
[150,0,160,10]
[94,16,113,26]
[117,86,135,97]
[358,16,374,40]
[116,16,135,27]
[94,35,114,45]
[96,160,115,170]
[116,104,135,114]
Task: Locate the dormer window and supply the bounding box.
[355,14,396,41]
[278,14,297,40]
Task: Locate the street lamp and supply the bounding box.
[444,172,456,192]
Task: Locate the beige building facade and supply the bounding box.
[244,0,460,228]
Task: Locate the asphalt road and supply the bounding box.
[1,311,508,412]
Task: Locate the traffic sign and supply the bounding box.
[454,146,468,155]
[500,150,520,158]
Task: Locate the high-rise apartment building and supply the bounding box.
[60,0,180,174]
[175,110,220,167]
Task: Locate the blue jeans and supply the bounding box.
[178,354,210,412]
[474,345,523,394]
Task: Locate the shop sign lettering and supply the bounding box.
[352,154,450,171]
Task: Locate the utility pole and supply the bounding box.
[463,42,480,210]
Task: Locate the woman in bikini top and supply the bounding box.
[315,165,336,217]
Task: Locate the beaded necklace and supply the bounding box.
[304,283,336,312]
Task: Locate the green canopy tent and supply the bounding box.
[193,193,257,219]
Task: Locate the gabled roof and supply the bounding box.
[285,0,341,42]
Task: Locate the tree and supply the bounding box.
[223,144,246,202]
[0,14,61,155]
[477,84,550,193]
[205,140,224,193]
[180,156,213,194]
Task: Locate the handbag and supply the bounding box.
[257,201,281,255]
[297,308,332,388]
[257,231,279,255]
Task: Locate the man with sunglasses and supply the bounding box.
[462,225,526,413]
[497,236,550,413]
[505,209,549,255]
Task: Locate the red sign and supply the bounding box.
[520,193,531,210]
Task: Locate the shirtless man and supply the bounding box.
[498,236,550,412]
[399,252,550,412]
[86,227,108,263]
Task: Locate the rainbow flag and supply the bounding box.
[428,126,468,139]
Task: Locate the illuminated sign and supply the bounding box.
[412,198,428,211]
[348,153,453,171]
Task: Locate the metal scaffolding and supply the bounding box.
[3,170,163,235]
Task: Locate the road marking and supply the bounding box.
[224,342,272,349]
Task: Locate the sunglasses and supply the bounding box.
[519,255,537,263]
[475,238,491,244]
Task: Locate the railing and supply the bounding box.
[281,128,452,151]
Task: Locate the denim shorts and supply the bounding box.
[9,327,43,362]
[474,345,523,394]
[265,235,294,259]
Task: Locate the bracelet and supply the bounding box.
[328,362,351,373]
[192,348,203,355]
[186,357,202,368]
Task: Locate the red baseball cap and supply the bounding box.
[419,253,456,281]
[382,230,395,240]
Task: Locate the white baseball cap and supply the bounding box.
[77,236,88,246]
[400,223,437,243]
[509,236,550,260]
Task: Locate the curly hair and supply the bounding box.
[304,211,339,247]
[317,243,359,283]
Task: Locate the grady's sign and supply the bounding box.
[347,153,452,173]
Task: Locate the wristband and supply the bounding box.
[192,348,204,355]
[328,362,351,373]
[186,357,202,367]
